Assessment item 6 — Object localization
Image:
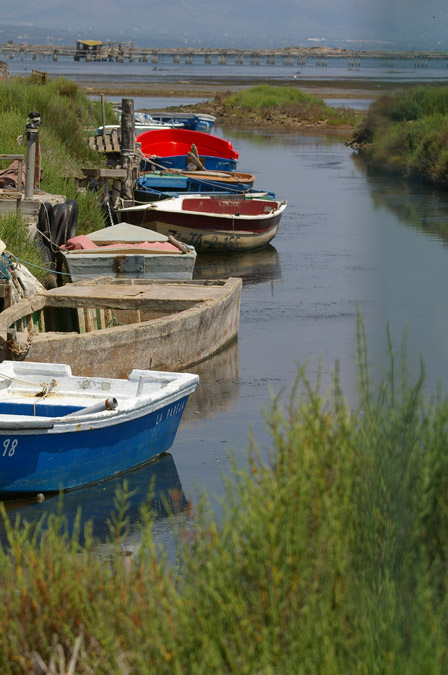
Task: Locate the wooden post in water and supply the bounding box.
[120,98,135,200]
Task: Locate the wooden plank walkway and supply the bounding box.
[87,129,121,154]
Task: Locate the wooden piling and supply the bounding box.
[120,98,135,201]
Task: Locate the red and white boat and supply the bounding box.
[117,194,287,253]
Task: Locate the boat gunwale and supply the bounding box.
[120,197,287,219]
[0,379,198,435]
[0,277,242,347]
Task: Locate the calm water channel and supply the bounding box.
[2,61,448,552]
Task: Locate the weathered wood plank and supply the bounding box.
[111,129,121,152]
[86,131,122,154]
[45,283,230,303]
[0,296,46,331]
[81,168,127,179]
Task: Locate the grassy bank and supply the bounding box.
[347,85,448,188]
[0,322,448,672]
[173,84,360,132]
[0,76,114,280]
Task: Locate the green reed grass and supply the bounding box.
[0,320,447,672]
[0,213,47,285]
[216,84,357,127]
[0,76,114,253]
[348,85,448,187]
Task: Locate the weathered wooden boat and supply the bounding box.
[0,277,242,378]
[117,194,288,253]
[137,129,239,171]
[148,112,216,133]
[60,223,197,281]
[0,360,198,496]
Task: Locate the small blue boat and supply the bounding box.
[134,170,263,203]
[147,112,216,133]
[0,361,198,497]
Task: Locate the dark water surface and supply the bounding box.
[3,76,448,548]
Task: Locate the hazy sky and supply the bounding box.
[1,0,448,49]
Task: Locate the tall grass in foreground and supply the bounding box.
[347,85,448,187]
[0,321,447,672]
[215,84,357,127]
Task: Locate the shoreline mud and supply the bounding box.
[80,77,422,135]
[82,78,401,101]
[81,78,378,135]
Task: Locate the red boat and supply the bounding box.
[117,194,287,253]
[136,129,239,171]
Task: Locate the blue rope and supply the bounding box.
[0,253,13,281]
[9,254,95,280]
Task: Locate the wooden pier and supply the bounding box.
[0,43,448,67]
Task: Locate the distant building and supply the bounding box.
[74,40,103,61]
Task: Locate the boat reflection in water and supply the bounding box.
[181,337,240,424]
[193,244,281,286]
[0,453,188,547]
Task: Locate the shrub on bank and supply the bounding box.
[347,85,448,187]
[0,213,47,285]
[0,77,115,276]
[0,324,447,672]
[0,76,112,179]
[201,84,357,128]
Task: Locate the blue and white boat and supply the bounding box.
[147,112,216,133]
[94,112,184,136]
[0,361,198,497]
[134,170,261,203]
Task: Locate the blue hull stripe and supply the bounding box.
[0,395,189,495]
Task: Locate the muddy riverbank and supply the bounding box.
[82,78,379,134]
[81,77,411,100]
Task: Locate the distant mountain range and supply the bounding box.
[1,23,445,53]
[1,1,447,54]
